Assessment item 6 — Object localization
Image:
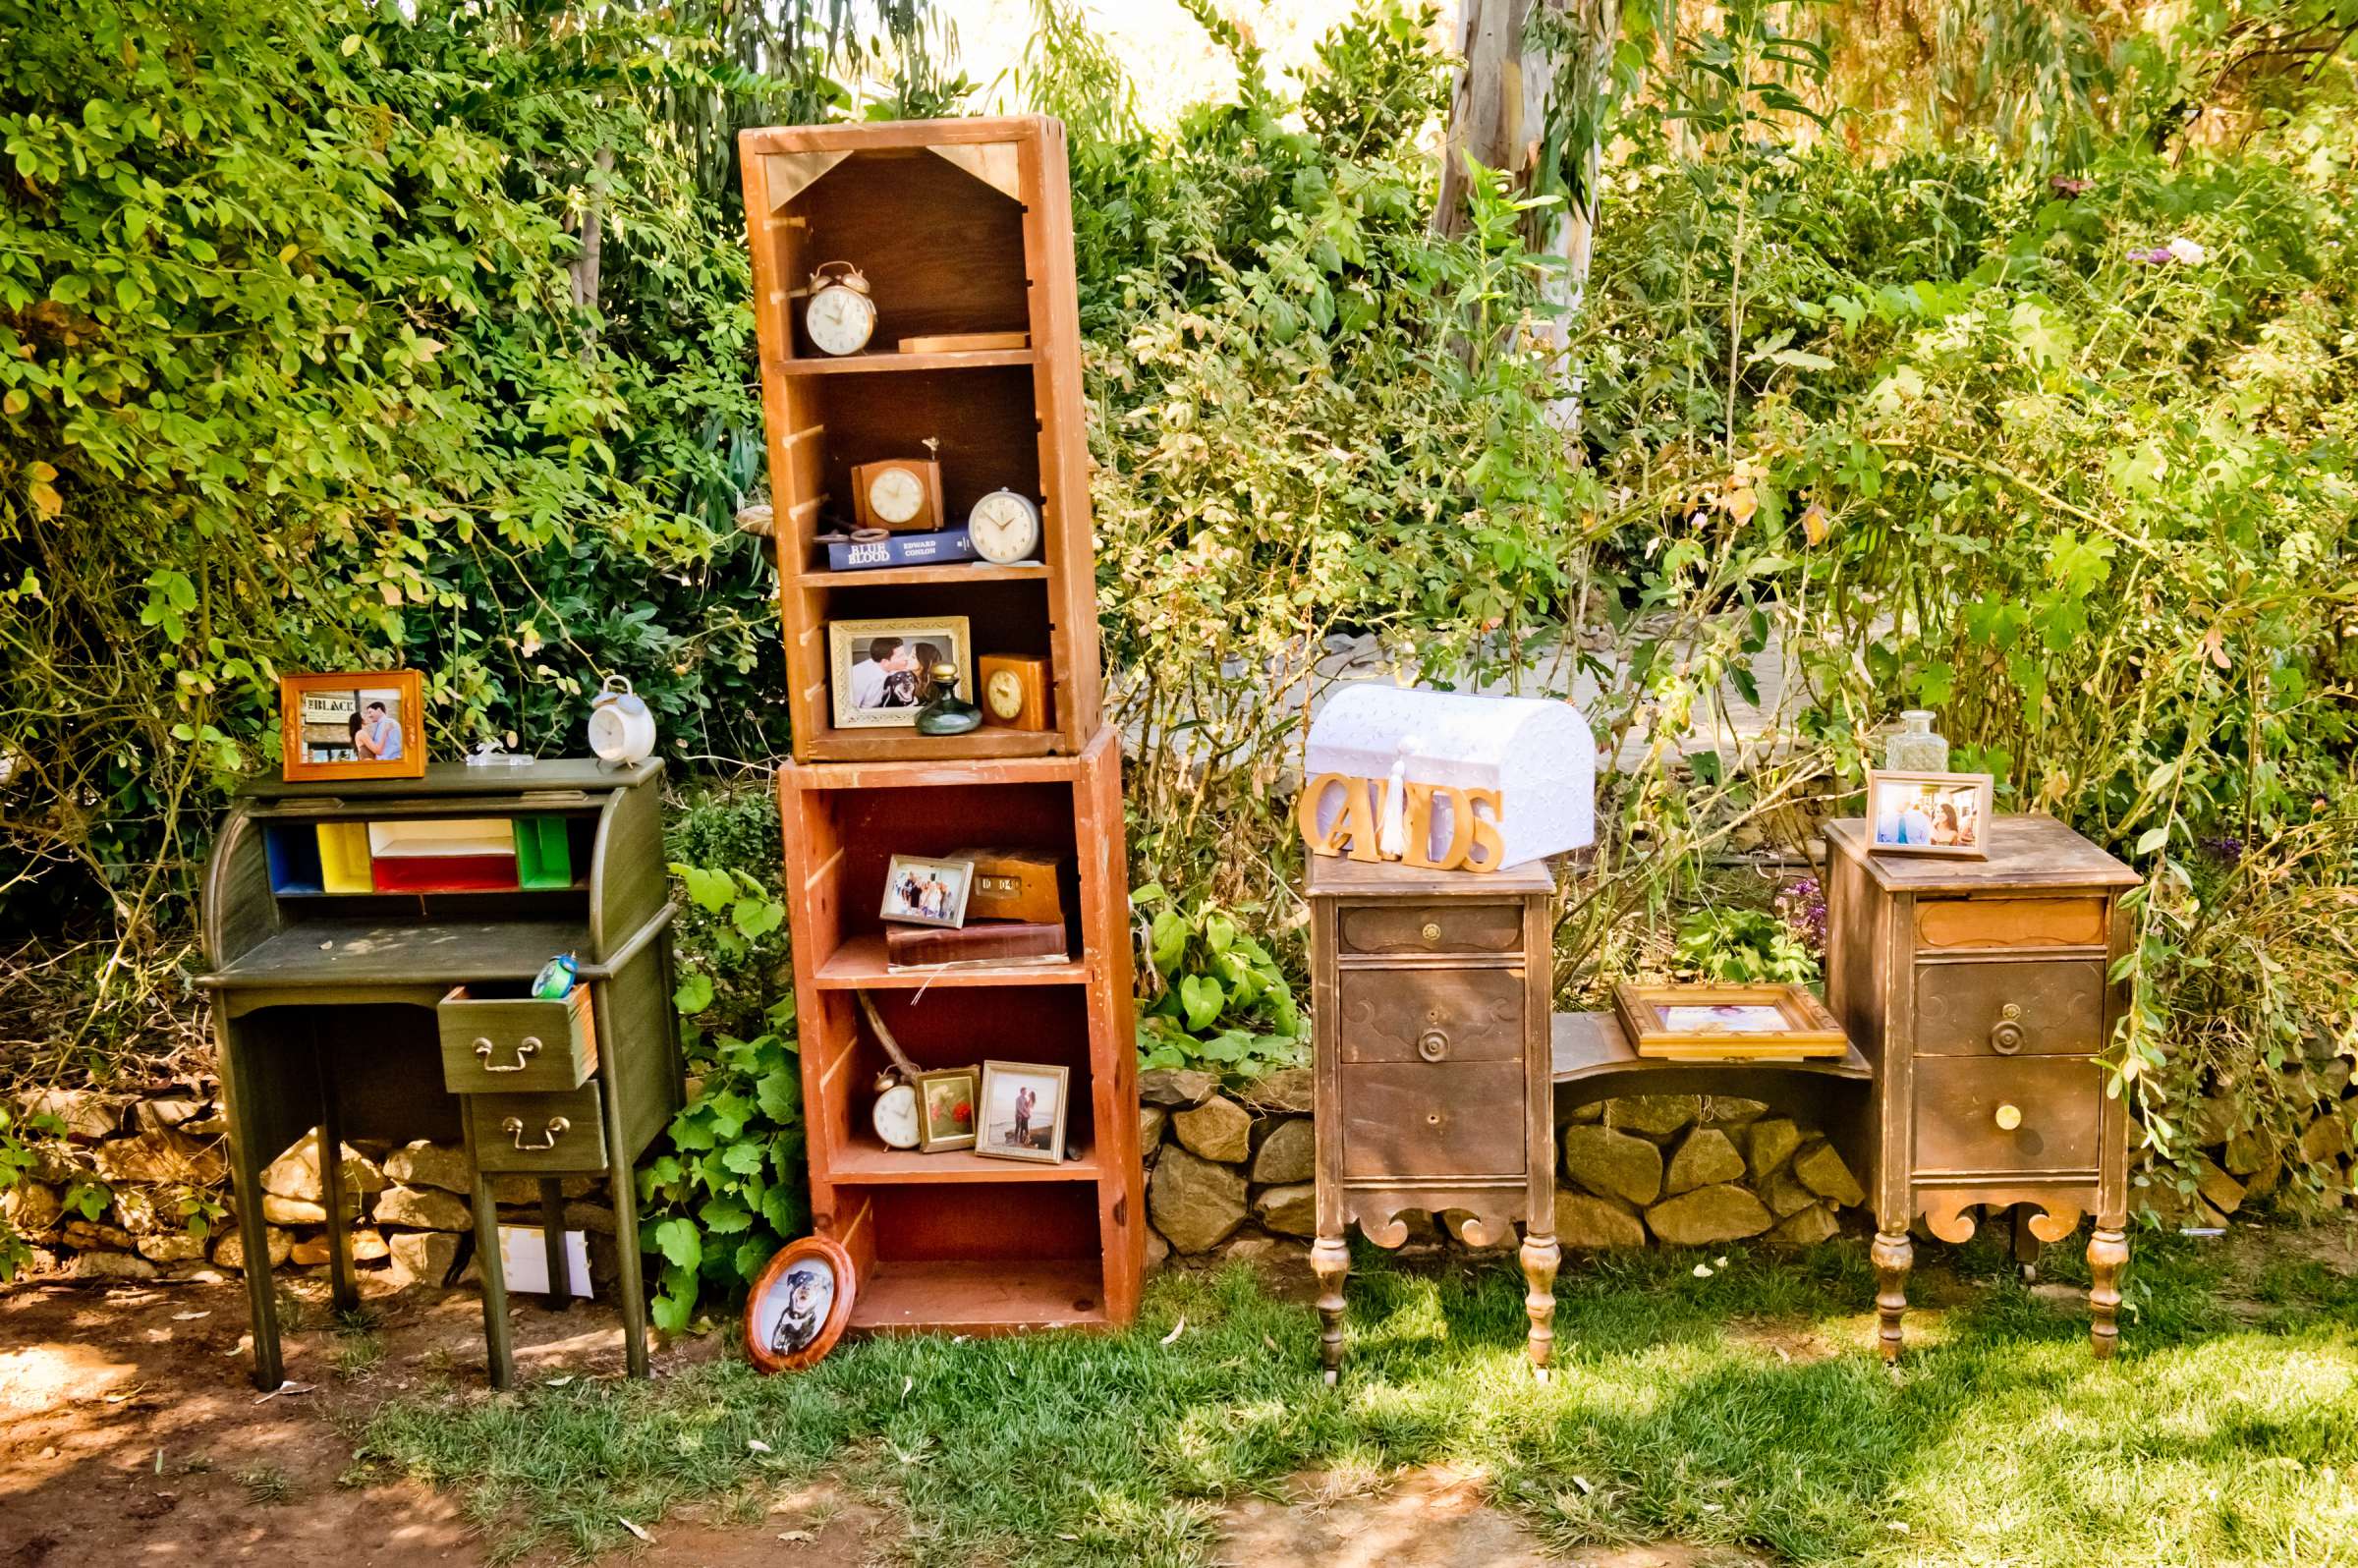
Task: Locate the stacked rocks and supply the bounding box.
[1556,1095,1862,1249]
[1141,1066,1316,1264]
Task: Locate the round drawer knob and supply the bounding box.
[1994,1102,2024,1132]
[1989,1003,2025,1055]
[1421,922,1442,942]
[1417,1030,1449,1062]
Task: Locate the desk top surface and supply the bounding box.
[1824,813,2137,893]
[1307,854,1555,899]
[236,757,660,802]
[196,919,593,990]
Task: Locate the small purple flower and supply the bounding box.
[1775,876,1827,957]
[2127,246,2173,266]
[2051,176,2092,197]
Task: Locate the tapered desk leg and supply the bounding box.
[219,1026,282,1391]
[1873,1229,1912,1362]
[1520,1232,1559,1372]
[2089,1226,2128,1360]
[1311,1234,1349,1384]
[313,1043,358,1316]
[537,1179,570,1311]
[465,1123,513,1391]
[599,1072,649,1379]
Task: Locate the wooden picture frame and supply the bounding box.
[975,1060,1068,1164]
[279,670,426,783]
[1865,769,1994,860]
[916,1067,979,1152]
[827,616,974,730]
[744,1235,856,1373]
[879,853,974,929]
[1613,982,1850,1060]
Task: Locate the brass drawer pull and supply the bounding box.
[1993,1102,2024,1132]
[1989,1003,2025,1055]
[474,1036,543,1073]
[502,1115,570,1151]
[1421,922,1442,942]
[1418,1029,1450,1062]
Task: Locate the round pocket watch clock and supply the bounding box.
[587,674,655,766]
[968,488,1041,564]
[804,260,875,357]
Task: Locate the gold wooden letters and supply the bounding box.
[1298,773,1503,873]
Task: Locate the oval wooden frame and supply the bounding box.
[743,1236,857,1374]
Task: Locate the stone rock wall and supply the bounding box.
[5,1087,614,1291]
[1137,1070,1869,1263]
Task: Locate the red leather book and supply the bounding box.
[884,920,1067,970]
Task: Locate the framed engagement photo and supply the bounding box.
[1866,769,1993,860]
[280,670,426,782]
[827,616,973,729]
[1613,982,1849,1061]
[879,854,974,928]
[975,1060,1068,1164]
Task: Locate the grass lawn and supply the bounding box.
[357,1228,2358,1565]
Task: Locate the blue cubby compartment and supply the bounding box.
[263,824,325,895]
[513,814,575,889]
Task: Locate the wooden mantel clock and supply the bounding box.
[1823,812,2140,1359]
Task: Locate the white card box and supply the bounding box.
[1303,683,1596,871]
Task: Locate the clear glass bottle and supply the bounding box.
[1883,709,1950,772]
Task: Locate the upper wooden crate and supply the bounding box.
[741,117,1104,763]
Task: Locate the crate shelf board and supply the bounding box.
[767,347,1036,377]
[828,1139,1099,1184]
[794,560,1049,589]
[811,933,1090,990]
[846,1259,1108,1335]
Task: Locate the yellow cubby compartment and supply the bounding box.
[316,821,373,893]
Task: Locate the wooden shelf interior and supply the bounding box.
[833,1183,1108,1335]
[261,813,596,899]
[756,148,1031,365]
[784,777,1084,978]
[807,984,1096,1179]
[850,1258,1108,1334]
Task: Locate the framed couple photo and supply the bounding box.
[1866,770,1993,860]
[280,670,426,783]
[975,1060,1068,1165]
[828,616,973,730]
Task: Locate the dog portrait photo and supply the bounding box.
[828,616,972,729]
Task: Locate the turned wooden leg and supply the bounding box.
[1519,1233,1560,1373]
[1872,1230,1913,1363]
[2089,1226,2129,1360]
[1310,1234,1349,1384]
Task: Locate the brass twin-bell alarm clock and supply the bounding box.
[804,260,876,357]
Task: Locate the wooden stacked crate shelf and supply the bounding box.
[744,117,1143,1335]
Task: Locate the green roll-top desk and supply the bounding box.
[196,759,682,1388]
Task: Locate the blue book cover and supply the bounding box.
[825,527,980,571]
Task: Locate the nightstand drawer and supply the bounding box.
[1336,968,1524,1064]
[1916,897,2108,950]
[1913,1057,2099,1175]
[1916,960,2104,1057]
[1339,902,1522,956]
[438,985,596,1092]
[468,1086,607,1173]
[1339,1060,1525,1180]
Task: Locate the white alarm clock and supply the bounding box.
[870,1073,922,1149]
[587,675,656,766]
[968,488,1041,564]
[804,261,876,357]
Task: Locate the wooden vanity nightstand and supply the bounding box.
[1306,855,1557,1381]
[1823,813,2140,1359]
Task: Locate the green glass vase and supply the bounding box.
[914,664,982,736]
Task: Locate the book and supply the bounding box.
[884,920,1068,971]
[824,527,979,573]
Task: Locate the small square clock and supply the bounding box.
[977,653,1052,731]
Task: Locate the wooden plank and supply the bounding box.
[196,920,594,988]
[848,1259,1109,1334]
[827,1141,1101,1183]
[1825,815,2140,891]
[767,346,1035,377]
[811,932,1090,989]
[796,561,1049,589]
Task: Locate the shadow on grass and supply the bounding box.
[358,1227,2358,1567]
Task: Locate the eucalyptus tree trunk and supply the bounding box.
[1433,0,1623,432]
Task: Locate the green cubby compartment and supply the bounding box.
[316,821,374,893]
[513,814,574,889]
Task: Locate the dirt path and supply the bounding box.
[0,1277,883,1566]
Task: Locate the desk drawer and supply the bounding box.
[1337,968,1524,1065]
[1339,1060,1525,1180]
[1915,960,2103,1058]
[1913,1057,2099,1176]
[1916,896,2107,951]
[439,985,596,1093]
[468,1086,608,1174]
[1339,902,1522,956]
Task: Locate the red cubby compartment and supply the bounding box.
[367,818,519,894]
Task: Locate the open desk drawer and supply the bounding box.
[437,984,596,1093]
